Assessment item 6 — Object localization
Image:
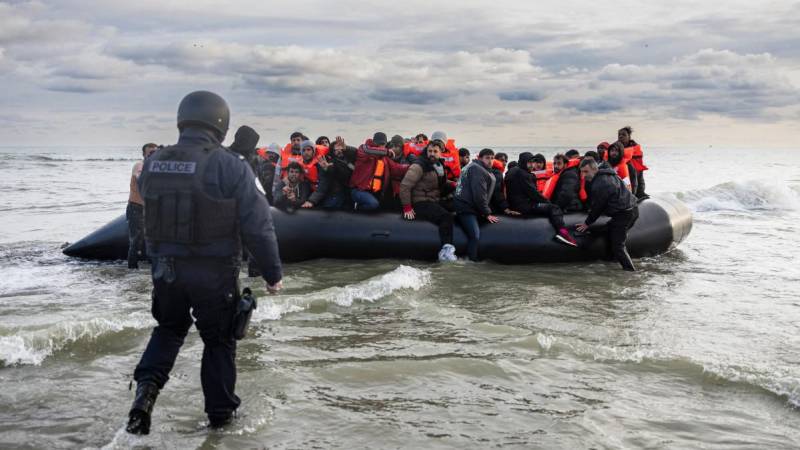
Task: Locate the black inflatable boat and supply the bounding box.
[63,196,691,264]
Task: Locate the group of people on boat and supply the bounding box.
[128,126,648,271]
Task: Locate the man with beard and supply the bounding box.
[400,141,458,261]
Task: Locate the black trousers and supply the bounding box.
[526,203,566,232]
[126,202,146,268]
[133,257,241,421]
[413,201,454,247]
[608,207,639,271]
[635,170,647,199]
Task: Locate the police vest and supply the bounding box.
[141,144,238,244]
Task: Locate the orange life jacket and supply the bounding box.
[441,138,461,181]
[603,149,633,186]
[626,143,648,172]
[256,147,268,159]
[280,143,302,169]
[543,159,580,199]
[532,161,553,193]
[370,159,385,193]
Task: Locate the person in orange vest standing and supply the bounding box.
[618,126,648,199]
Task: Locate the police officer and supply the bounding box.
[125,91,283,434]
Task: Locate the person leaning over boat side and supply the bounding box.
[399,141,457,262]
[505,152,578,247]
[454,148,500,261]
[274,162,311,212]
[618,126,649,199]
[127,91,282,435]
[126,142,158,269]
[302,136,356,210]
[576,158,639,271]
[458,148,470,168]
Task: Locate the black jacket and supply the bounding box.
[273,178,311,212]
[505,153,549,214]
[551,166,584,212]
[140,127,282,285]
[585,166,637,225]
[490,167,509,214]
[454,160,495,216]
[307,145,356,206]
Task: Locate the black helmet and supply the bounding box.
[176,90,230,139]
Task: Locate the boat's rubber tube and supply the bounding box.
[63,196,692,264]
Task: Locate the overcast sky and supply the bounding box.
[1,0,799,148]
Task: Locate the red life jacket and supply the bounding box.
[491,159,506,172]
[543,158,580,199]
[403,141,427,159]
[626,143,648,172]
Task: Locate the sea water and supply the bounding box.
[0,146,798,449]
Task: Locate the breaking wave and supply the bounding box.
[675,180,800,213]
[255,265,431,321]
[0,266,431,366]
[0,313,154,367]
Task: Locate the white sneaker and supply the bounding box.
[438,244,457,262]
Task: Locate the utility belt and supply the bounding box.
[151,256,256,340]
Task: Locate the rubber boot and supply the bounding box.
[126,382,159,435]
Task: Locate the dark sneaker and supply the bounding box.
[555,228,578,247]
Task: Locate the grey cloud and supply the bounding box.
[368,87,450,105]
[498,90,544,102]
[561,96,625,113]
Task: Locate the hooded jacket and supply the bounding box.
[505,152,549,214]
[454,160,495,216]
[399,154,451,207]
[550,162,584,212]
[585,166,637,225]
